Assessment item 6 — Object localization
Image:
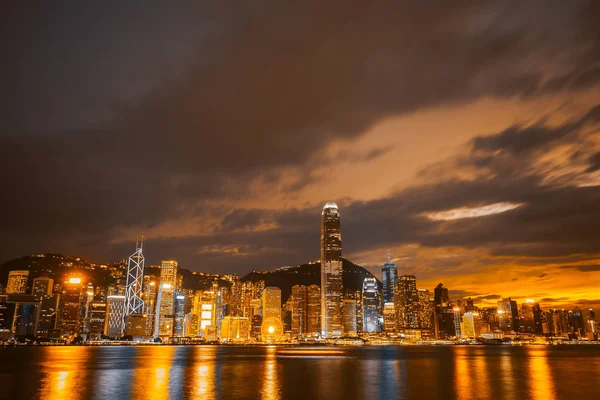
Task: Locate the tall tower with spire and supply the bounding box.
[320,202,343,338]
[382,250,397,305]
[125,237,145,316]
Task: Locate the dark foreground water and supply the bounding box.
[0,345,599,400]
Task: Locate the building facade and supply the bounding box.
[321,202,343,338]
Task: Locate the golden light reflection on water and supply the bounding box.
[38,347,89,400]
[130,346,174,400]
[499,350,515,398]
[193,346,217,399]
[472,349,490,399]
[528,348,556,400]
[261,346,281,400]
[454,347,471,400]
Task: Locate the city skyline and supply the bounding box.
[2,2,600,321]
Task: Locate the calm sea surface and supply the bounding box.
[0,345,598,399]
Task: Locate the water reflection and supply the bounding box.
[528,348,556,400]
[261,346,281,400]
[192,346,217,399]
[38,347,90,400]
[130,346,174,400]
[454,347,471,400]
[499,349,515,398]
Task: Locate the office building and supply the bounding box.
[32,277,54,297]
[395,275,419,330]
[321,202,343,338]
[57,278,84,337]
[105,295,126,338]
[362,276,380,333]
[6,270,29,294]
[307,284,321,336]
[343,299,358,336]
[291,285,307,338]
[382,251,397,304]
[158,260,178,338]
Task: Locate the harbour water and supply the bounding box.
[0,345,598,399]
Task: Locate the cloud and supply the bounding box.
[1,1,600,283]
[559,265,600,272]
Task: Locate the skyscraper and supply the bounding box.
[321,202,343,338]
[262,287,281,321]
[32,277,54,297]
[125,238,145,316]
[395,275,419,330]
[6,270,29,294]
[362,276,380,333]
[105,295,126,338]
[291,285,307,338]
[497,297,518,333]
[433,283,455,338]
[343,299,358,336]
[57,278,84,338]
[382,251,397,304]
[158,260,178,338]
[306,284,321,336]
[261,287,283,341]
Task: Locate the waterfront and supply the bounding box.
[0,345,598,399]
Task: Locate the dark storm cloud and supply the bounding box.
[178,102,600,272]
[1,1,600,267]
[559,265,600,272]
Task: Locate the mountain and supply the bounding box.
[1,254,379,300]
[241,258,380,302]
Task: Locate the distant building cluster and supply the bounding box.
[0,204,598,344]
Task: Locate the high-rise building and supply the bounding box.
[158,260,178,338]
[519,299,536,333]
[2,294,41,336]
[461,311,482,338]
[321,202,343,338]
[433,283,455,338]
[362,276,380,333]
[88,293,107,339]
[221,316,251,341]
[57,278,84,337]
[105,295,126,338]
[125,238,145,316]
[32,277,54,297]
[453,307,462,338]
[306,285,321,336]
[497,297,518,333]
[416,288,434,330]
[395,276,419,330]
[343,299,358,336]
[291,285,307,338]
[382,251,397,305]
[37,294,60,334]
[383,302,396,333]
[6,270,29,294]
[262,287,282,320]
[173,294,185,337]
[143,280,158,337]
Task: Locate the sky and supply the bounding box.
[2,1,600,311]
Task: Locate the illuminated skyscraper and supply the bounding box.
[57,278,84,337]
[6,270,29,294]
[382,251,397,304]
[158,260,178,338]
[307,284,321,336]
[362,276,380,333]
[291,285,307,338]
[321,202,343,338]
[461,311,482,338]
[395,275,418,329]
[125,237,145,316]
[343,299,358,336]
[434,283,455,339]
[32,277,53,297]
[416,288,434,330]
[497,297,518,333]
[105,295,126,338]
